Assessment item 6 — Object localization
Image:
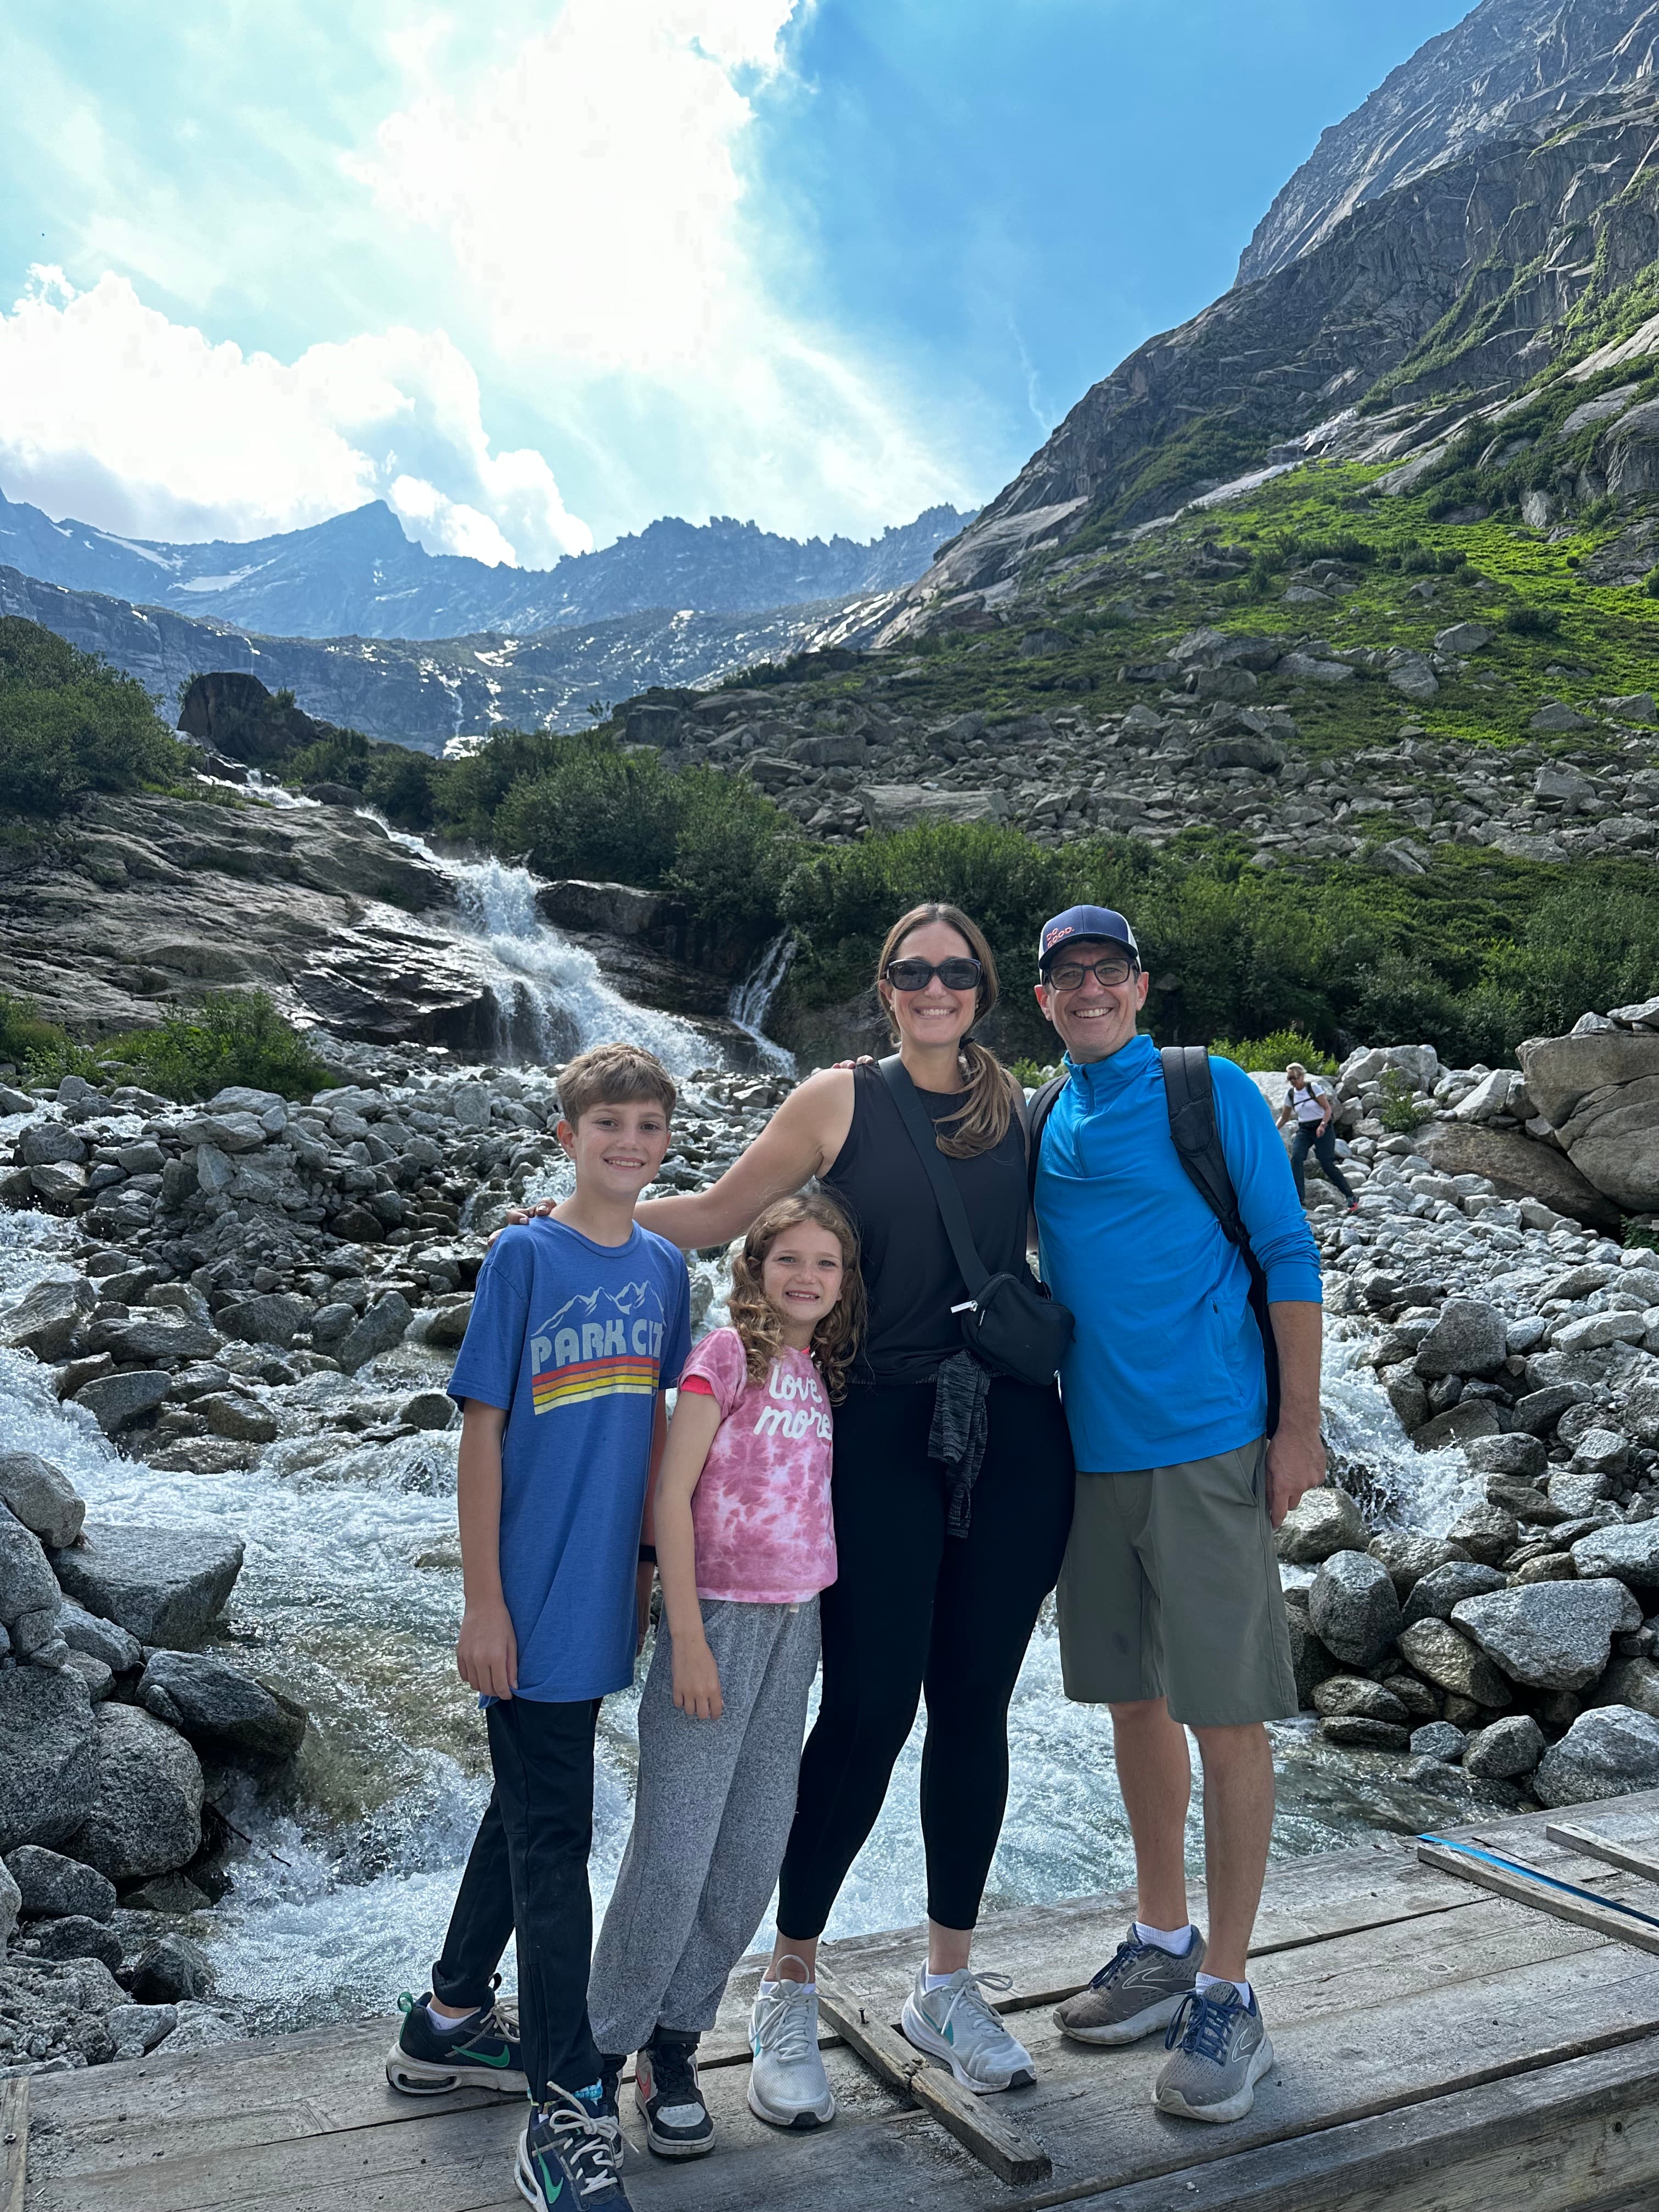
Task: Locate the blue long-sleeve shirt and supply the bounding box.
[1035,1034,1322,1472]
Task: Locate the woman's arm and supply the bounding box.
[653,1389,727,1719]
[455,1401,516,1700]
[636,1069,855,1252]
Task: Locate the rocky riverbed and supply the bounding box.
[2,1004,1658,2083]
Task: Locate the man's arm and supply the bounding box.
[1266,1301,1325,1527]
[455,1401,516,1698]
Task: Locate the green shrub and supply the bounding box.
[1009,1057,1060,1087]
[1627,1221,1659,1254]
[1501,603,1562,637]
[1211,1030,1336,1075]
[0,992,87,1081]
[433,730,586,840]
[493,747,678,886]
[107,992,329,1102]
[364,747,442,830]
[1378,1068,1425,1133]
[0,617,192,817]
[665,766,797,934]
[284,728,373,789]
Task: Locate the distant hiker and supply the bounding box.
[617,902,1074,2114]
[386,1042,692,2212]
[1276,1061,1358,1213]
[1027,908,1324,2126]
[586,1194,864,2162]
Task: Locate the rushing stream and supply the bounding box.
[0,854,1509,2044]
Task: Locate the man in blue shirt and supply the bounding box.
[386,1042,692,2212]
[1030,906,1325,2128]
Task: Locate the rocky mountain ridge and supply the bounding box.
[0,487,972,645]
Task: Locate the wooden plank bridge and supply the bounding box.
[10,1790,1659,2212]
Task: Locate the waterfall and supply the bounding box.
[728,932,797,1073]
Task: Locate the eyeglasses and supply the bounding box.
[1046,953,1137,990]
[884,956,984,993]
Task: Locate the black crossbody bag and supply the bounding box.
[879,1056,1075,1386]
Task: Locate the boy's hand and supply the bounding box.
[636,1561,654,1654]
[672,1635,723,1721]
[456,1599,518,1699]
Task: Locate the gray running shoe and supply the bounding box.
[1153,1983,1274,2124]
[747,1974,836,2129]
[900,1967,1035,2094]
[1053,1924,1204,2046]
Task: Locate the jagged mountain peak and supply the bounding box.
[1238,0,1659,285]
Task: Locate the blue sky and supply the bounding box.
[0,1,1471,564]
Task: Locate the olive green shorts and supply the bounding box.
[1056,1438,1297,1729]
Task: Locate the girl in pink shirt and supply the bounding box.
[586,1195,864,2162]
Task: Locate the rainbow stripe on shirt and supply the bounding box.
[532,1355,659,1415]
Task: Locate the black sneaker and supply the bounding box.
[516,2083,631,2208]
[635,2027,714,2159]
[386,1983,527,2096]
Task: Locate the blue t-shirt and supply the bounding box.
[448,1217,691,1702]
[1036,1034,1322,1473]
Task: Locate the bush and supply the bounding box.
[364,747,442,830]
[108,992,330,1102]
[432,730,587,840]
[0,992,89,1081]
[284,728,373,790]
[0,617,192,817]
[1501,603,1562,637]
[665,766,797,934]
[1211,1030,1336,1075]
[494,747,679,886]
[1378,1068,1425,1133]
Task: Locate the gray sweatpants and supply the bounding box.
[588,1596,819,2057]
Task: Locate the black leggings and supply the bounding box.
[776,1376,1074,1937]
[1290,1121,1355,1205]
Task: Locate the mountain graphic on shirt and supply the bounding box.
[531,1280,669,1416]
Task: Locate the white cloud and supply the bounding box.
[350,1,970,538]
[0,267,593,563]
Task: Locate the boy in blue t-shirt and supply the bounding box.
[387,1042,691,2212]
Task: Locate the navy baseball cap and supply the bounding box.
[1037,905,1140,972]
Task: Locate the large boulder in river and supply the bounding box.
[138,1651,308,1760]
[335,1291,412,1374]
[1532,1707,1659,1806]
[1451,1578,1640,1691]
[0,1668,94,1852]
[0,1276,95,1363]
[67,1704,204,1882]
[1310,1549,1401,1668]
[1415,1122,1623,1233]
[0,1453,84,1548]
[0,1505,61,1632]
[49,1522,245,1650]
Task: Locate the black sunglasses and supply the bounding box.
[884,956,984,992]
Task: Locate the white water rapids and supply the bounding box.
[0,851,1510,2043]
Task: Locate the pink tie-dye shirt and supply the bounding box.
[676,1327,836,1604]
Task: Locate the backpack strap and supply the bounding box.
[1024,1072,1070,1205]
[877,1056,991,1298]
[1158,1046,1282,1437]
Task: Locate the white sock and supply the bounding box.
[923,1970,958,1991]
[425,2000,472,2035]
[1134,1920,1196,1955]
[1197,1971,1253,2009]
[760,1975,815,1997]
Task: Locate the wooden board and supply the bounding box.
[1546,1821,1659,1889]
[1,2079,27,2212]
[1418,1837,1659,1955]
[814,1963,1051,2187]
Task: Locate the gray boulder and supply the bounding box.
[4,1844,117,1923]
[215,1293,313,1350]
[1463,1713,1546,1779]
[1275,1486,1365,1564]
[72,1369,172,1434]
[88,1314,222,1364]
[196,1393,279,1444]
[1413,1401,1502,1451]
[1310,1549,1402,1669]
[130,1932,216,2005]
[106,2001,179,2057]
[398,1390,456,1432]
[1313,1676,1408,1723]
[58,1599,142,1673]
[1532,1707,1659,1806]
[1464,1434,1548,1482]
[1368,1531,1462,1596]
[1285,1604,1336,1708]
[1401,1560,1506,1627]
[1397,1618,1513,1707]
[0,1505,61,1628]
[1446,1500,1519,1568]
[1570,1522,1659,1589]
[1409,1721,1468,1762]
[0,1276,94,1362]
[0,1858,16,1951]
[49,1522,245,1649]
[1590,1656,1659,1718]
[1414,1299,1509,1379]
[1452,1578,1641,1691]
[68,1703,204,1882]
[0,1953,127,2070]
[138,1651,307,1760]
[1319,1716,1410,1751]
[335,1291,413,1374]
[0,1668,94,1851]
[0,1453,84,1548]
[30,1912,123,1972]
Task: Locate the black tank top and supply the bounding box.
[823,1061,1029,1387]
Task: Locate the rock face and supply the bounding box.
[1415,1122,1624,1234]
[69,1704,204,1882]
[49,1522,245,1651]
[0,1669,95,1852]
[1519,1029,1659,1212]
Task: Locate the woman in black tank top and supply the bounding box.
[623,900,1074,2095]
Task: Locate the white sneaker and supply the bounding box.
[900,1966,1035,2093]
[746,1972,836,2130]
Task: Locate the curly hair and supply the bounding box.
[725,1193,865,1404]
